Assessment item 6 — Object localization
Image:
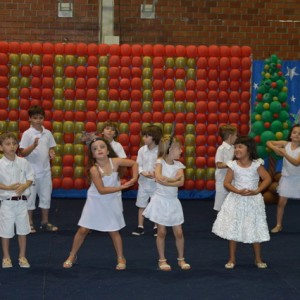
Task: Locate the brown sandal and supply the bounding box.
[177,258,191,270]
[116,257,126,271]
[158,259,171,271]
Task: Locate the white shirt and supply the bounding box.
[215,141,234,181]
[0,155,34,200]
[19,126,56,178]
[137,145,158,186]
[111,140,126,158]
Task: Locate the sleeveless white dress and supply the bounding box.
[277,142,300,199]
[78,159,125,232]
[143,158,185,226]
[212,159,270,243]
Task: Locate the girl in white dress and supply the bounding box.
[63,137,138,270]
[143,136,191,271]
[212,136,271,269]
[266,124,300,233]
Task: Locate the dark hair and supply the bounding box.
[28,105,45,118]
[87,137,125,179]
[234,136,258,161]
[102,121,119,139]
[142,125,163,145]
[0,132,18,145]
[219,125,237,140]
[287,124,300,141]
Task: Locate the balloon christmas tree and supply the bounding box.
[250,54,291,159]
[250,54,291,203]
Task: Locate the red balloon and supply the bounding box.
[119,133,130,145]
[130,112,141,122]
[164,112,175,123]
[63,155,74,166]
[153,90,164,101]
[175,123,185,135]
[175,45,186,56]
[198,45,209,57]
[195,179,205,190]
[186,45,197,58]
[52,178,62,189]
[143,44,153,56]
[142,112,152,123]
[152,101,163,112]
[175,113,185,123]
[230,57,241,68]
[153,57,164,68]
[207,102,218,113]
[196,146,206,156]
[207,135,217,146]
[241,46,251,57]
[196,113,206,123]
[131,78,142,89]
[61,177,74,189]
[185,112,196,124]
[230,46,242,57]
[153,44,165,56]
[207,113,218,124]
[85,122,97,132]
[184,180,195,190]
[208,80,218,91]
[208,45,219,57]
[196,124,206,135]
[196,157,206,168]
[218,113,229,123]
[196,91,207,101]
[98,111,109,121]
[152,112,164,122]
[207,124,218,135]
[208,57,219,69]
[229,113,240,123]
[74,178,85,190]
[196,135,206,146]
[129,134,141,146]
[197,57,207,69]
[229,102,240,113]
[206,180,215,190]
[165,45,176,56]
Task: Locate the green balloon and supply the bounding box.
[257,85,266,94]
[261,110,273,122]
[269,88,279,97]
[282,129,290,140]
[270,120,283,133]
[271,54,278,63]
[278,91,287,102]
[261,131,275,144]
[263,93,272,102]
[263,80,272,90]
[254,102,264,113]
[276,79,284,90]
[257,145,268,159]
[252,121,264,134]
[269,101,282,113]
[279,110,289,122]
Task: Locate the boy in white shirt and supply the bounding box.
[102,121,127,158]
[19,105,57,233]
[213,125,238,211]
[0,132,34,268]
[132,125,162,236]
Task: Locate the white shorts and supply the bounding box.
[27,173,52,210]
[0,200,30,238]
[136,186,156,208]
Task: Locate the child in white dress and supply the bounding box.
[266,124,300,233]
[143,136,191,271]
[212,136,271,269]
[63,137,138,270]
[214,125,237,211]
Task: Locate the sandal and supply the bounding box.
[2,258,13,268]
[30,224,36,234]
[158,259,171,271]
[116,257,126,271]
[177,258,191,270]
[271,225,282,233]
[255,261,268,269]
[40,223,58,232]
[63,255,77,269]
[19,257,30,268]
[225,262,235,269]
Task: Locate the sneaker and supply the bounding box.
[2,258,12,268]
[153,228,158,237]
[19,257,30,268]
[132,227,144,236]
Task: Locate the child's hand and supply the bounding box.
[239,189,258,196]
[10,183,21,190]
[49,149,55,159]
[15,183,28,196]
[120,179,135,189]
[33,137,39,148]
[155,176,168,184]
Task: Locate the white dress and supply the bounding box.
[143,158,185,226]
[78,159,125,232]
[212,159,270,243]
[277,142,300,199]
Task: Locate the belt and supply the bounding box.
[6,196,27,201]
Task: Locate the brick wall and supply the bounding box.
[1,0,300,59]
[0,0,99,44]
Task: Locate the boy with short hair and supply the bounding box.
[0,132,34,268]
[132,125,162,236]
[102,121,127,158]
[214,125,238,211]
[19,105,57,232]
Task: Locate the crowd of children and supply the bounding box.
[0,105,300,271]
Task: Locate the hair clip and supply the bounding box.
[290,109,300,125]
[81,131,100,144]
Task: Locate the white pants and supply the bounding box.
[136,185,156,208]
[27,173,52,210]
[0,200,30,238]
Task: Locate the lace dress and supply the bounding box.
[212,159,270,243]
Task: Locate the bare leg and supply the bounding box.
[253,243,264,263]
[276,196,288,227]
[156,224,167,260]
[41,208,49,224]
[138,208,145,227]
[108,231,126,270]
[228,240,237,264]
[172,225,184,259]
[18,235,27,258]
[1,238,10,259]
[65,227,90,262]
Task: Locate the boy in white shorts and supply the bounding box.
[132,125,162,236]
[0,132,34,268]
[19,105,58,233]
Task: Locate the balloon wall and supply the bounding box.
[0,42,252,193]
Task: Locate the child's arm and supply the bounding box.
[115,157,139,186]
[0,183,21,191]
[266,140,287,152]
[216,162,228,169]
[155,164,184,187]
[19,137,39,157]
[15,180,33,196]
[275,147,300,166]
